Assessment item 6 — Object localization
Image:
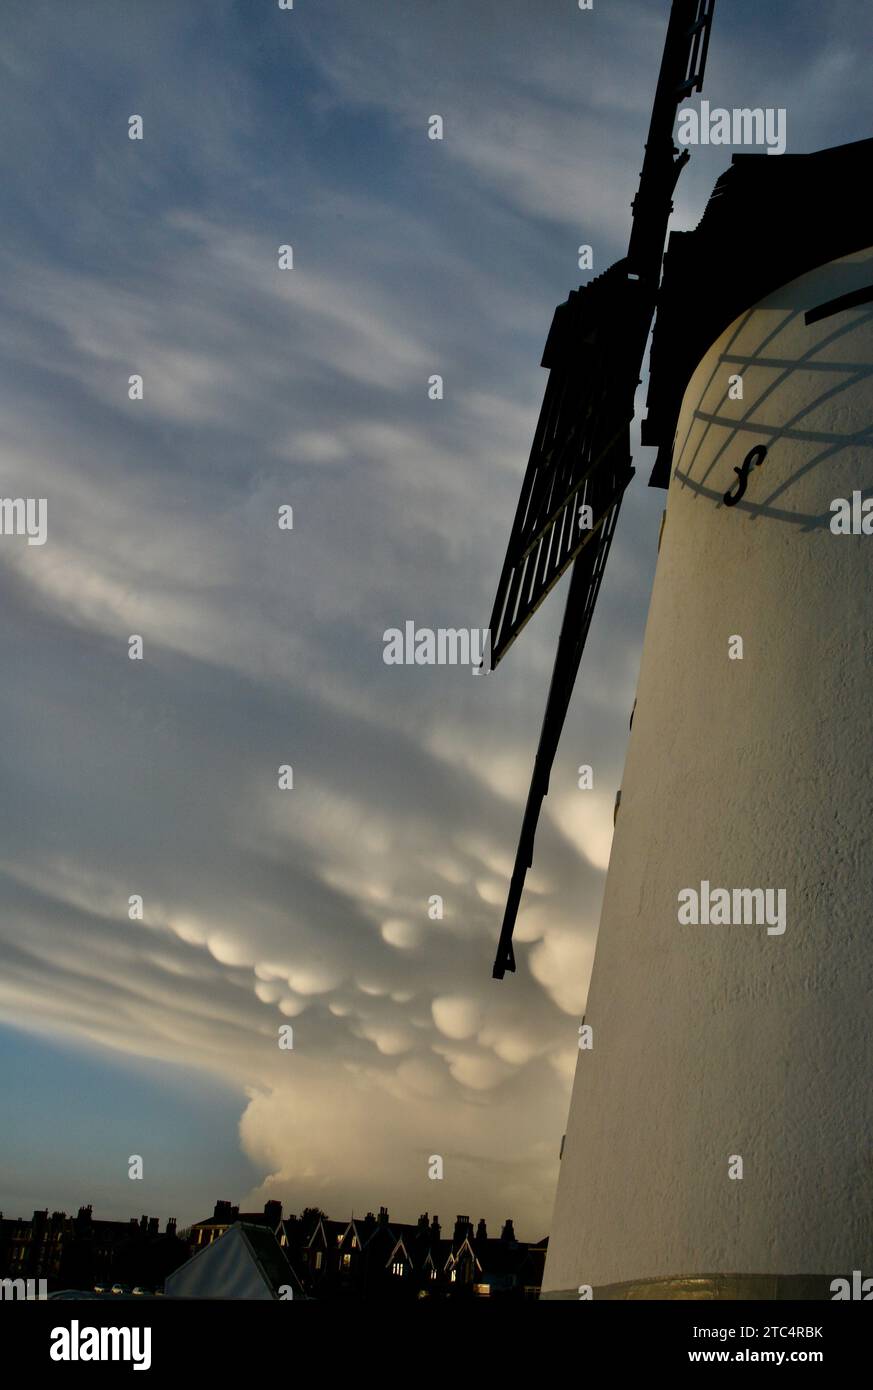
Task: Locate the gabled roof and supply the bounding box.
[445,1238,480,1273]
[336,1218,375,1249]
[306,1218,347,1250]
[165,1223,303,1300]
[384,1236,412,1269]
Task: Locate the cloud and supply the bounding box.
[431,996,483,1041]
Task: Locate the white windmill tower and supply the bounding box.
[543,136,873,1301]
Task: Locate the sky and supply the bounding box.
[0,0,869,1238]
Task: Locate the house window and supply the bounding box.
[430,1270,436,1280]
[392,1261,404,1276]
[450,1270,457,1283]
[337,1234,343,1246]
[342,1253,351,1268]
[351,1236,357,1249]
[314,1251,323,1270]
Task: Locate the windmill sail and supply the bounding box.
[489,0,716,978]
[487,264,641,668]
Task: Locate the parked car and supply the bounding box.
[110,1283,125,1295]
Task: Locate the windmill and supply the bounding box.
[487,0,717,979]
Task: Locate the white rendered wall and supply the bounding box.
[543,247,873,1295]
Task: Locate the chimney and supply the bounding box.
[148,1217,159,1236]
[453,1215,472,1245]
[475,1218,488,1243]
[417,1212,430,1235]
[263,1199,283,1228]
[166,1218,177,1237]
[501,1218,516,1243]
[213,1200,234,1222]
[430,1215,441,1241]
[378,1206,389,1225]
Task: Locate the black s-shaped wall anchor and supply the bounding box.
[723,444,768,507]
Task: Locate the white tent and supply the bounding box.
[165,1223,303,1300]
